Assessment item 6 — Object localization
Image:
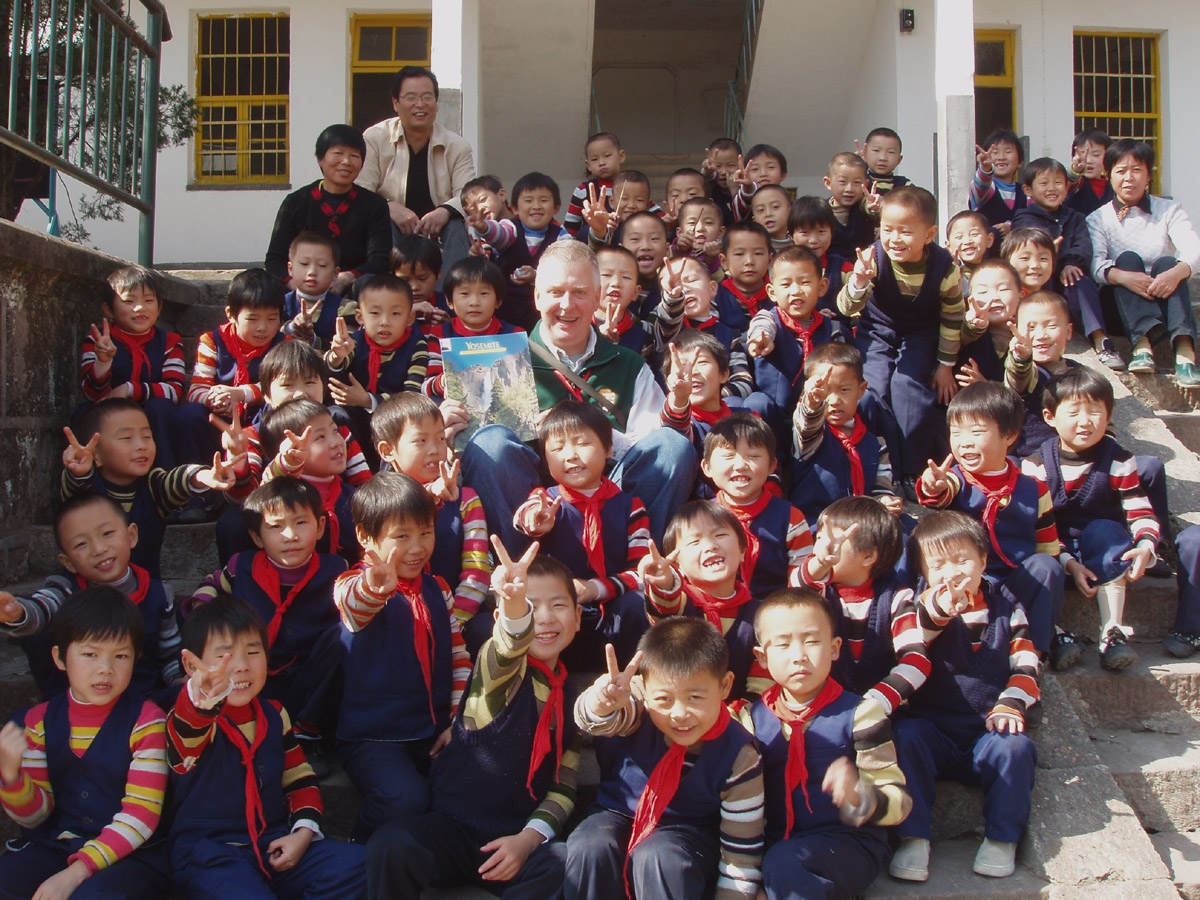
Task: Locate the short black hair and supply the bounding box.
[880,185,937,227]
[744,143,787,175]
[371,392,443,449]
[54,493,128,551]
[1104,138,1155,176]
[788,195,837,233]
[181,593,268,658]
[721,220,771,254]
[241,476,325,535]
[76,397,147,444]
[910,510,990,576]
[946,381,1024,437]
[637,617,729,684]
[769,245,822,281]
[106,265,160,302]
[259,340,329,394]
[1001,226,1057,265]
[1043,366,1114,417]
[982,128,1025,163]
[391,65,439,101]
[461,175,504,199]
[443,256,508,305]
[817,497,902,578]
[803,341,864,380]
[703,411,776,462]
[315,124,366,160]
[538,400,613,453]
[946,209,991,235]
[663,500,747,557]
[390,234,442,276]
[662,327,729,376]
[1021,156,1069,187]
[227,267,287,317]
[865,127,902,150]
[707,137,741,155]
[288,230,341,267]
[53,585,144,658]
[259,398,332,461]
[511,171,561,208]
[351,471,437,540]
[585,132,622,152]
[1071,128,1112,153]
[753,587,835,643]
[358,273,414,308]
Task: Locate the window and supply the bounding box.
[974,30,1016,140]
[194,14,290,186]
[350,15,431,133]
[1074,32,1161,191]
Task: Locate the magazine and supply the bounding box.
[441,331,541,450]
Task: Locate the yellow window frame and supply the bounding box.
[350,14,432,73]
[193,13,290,187]
[974,29,1016,127]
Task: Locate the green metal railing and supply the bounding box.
[723,0,764,145]
[2,0,170,264]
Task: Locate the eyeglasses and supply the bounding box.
[399,93,437,105]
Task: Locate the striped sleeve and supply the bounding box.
[994,604,1041,716]
[1110,448,1160,546]
[785,507,815,581]
[70,701,168,874]
[451,488,492,623]
[936,264,966,365]
[186,332,220,404]
[715,742,764,899]
[132,332,186,403]
[147,466,203,517]
[333,569,389,633]
[0,574,74,637]
[724,336,755,399]
[277,705,323,832]
[864,587,931,716]
[1033,480,1060,556]
[0,702,52,827]
[851,698,912,827]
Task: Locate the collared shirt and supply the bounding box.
[1087,194,1200,283]
[357,118,475,216]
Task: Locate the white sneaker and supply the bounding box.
[889,837,930,881]
[973,838,1017,877]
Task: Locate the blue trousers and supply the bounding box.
[893,717,1037,843]
[339,739,433,841]
[1111,252,1197,346]
[0,839,169,900]
[460,424,698,546]
[996,553,1064,654]
[1174,525,1200,635]
[762,826,891,900]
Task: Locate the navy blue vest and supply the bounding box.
[337,573,453,742]
[827,579,900,698]
[540,486,635,581]
[89,474,165,580]
[861,243,954,338]
[1038,436,1125,542]
[429,499,465,589]
[284,291,343,346]
[498,222,562,331]
[340,327,424,397]
[950,463,1041,577]
[789,422,883,529]
[431,665,579,842]
[106,327,171,392]
[829,204,877,260]
[752,310,842,414]
[974,180,1028,227]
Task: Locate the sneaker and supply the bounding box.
[888,837,930,882]
[1050,631,1084,671]
[1095,340,1126,371]
[1128,350,1156,374]
[1099,627,1139,670]
[298,738,332,779]
[900,475,920,504]
[1176,361,1200,387]
[973,838,1017,878]
[1163,631,1200,659]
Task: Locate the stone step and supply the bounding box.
[1055,644,1200,732]
[1149,830,1200,900]
[1056,576,1180,644]
[1088,725,1200,833]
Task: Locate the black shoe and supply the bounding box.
[1099,627,1138,671]
[1050,631,1084,671]
[900,476,920,504]
[299,738,332,779]
[1163,631,1200,659]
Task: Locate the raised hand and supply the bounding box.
[490,534,540,615]
[182,649,232,710]
[521,488,561,537]
[920,454,955,498]
[426,458,461,504]
[0,720,27,785]
[362,546,403,596]
[89,319,117,367]
[863,180,883,216]
[1008,321,1033,362]
[637,540,677,592]
[291,299,315,345]
[278,425,313,472]
[61,426,99,477]
[803,364,833,410]
[0,592,22,625]
[329,317,354,366]
[328,372,371,409]
[665,343,696,410]
[588,644,644,718]
[850,245,877,291]
[193,451,244,492]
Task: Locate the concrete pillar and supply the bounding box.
[431,0,481,153]
[933,0,975,235]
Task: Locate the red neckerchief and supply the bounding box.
[395,573,437,724]
[720,277,768,317]
[311,182,357,237]
[762,679,845,838]
[302,476,342,554]
[626,710,732,895]
[556,479,622,582]
[683,580,751,633]
[110,325,155,384]
[218,322,268,388]
[364,328,411,394]
[251,551,320,648]
[829,417,868,496]
[691,402,731,428]
[718,490,771,584]
[216,699,271,876]
[1086,177,1108,199]
[958,463,1020,567]
[78,565,150,602]
[525,655,568,799]
[777,308,825,362]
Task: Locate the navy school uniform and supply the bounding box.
[828,203,877,260]
[497,221,564,331]
[753,308,844,432]
[284,290,344,347]
[714,279,769,335]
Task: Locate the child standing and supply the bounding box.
[715,222,773,334]
[283,231,343,350]
[969,129,1028,233]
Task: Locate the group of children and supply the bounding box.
[1,119,1198,900]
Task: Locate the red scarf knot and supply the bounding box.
[556,479,623,585]
[829,417,868,497]
[959,463,1020,568]
[525,655,568,799]
[364,328,412,394]
[718,490,771,585]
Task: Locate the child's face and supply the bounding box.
[751,190,789,238]
[671,516,745,592]
[53,635,136,707]
[668,259,717,319]
[264,369,325,408]
[297,413,347,478]
[949,415,1015,475]
[701,438,774,503]
[719,232,771,291]
[710,147,741,188]
[516,188,560,231]
[824,163,867,207]
[227,306,283,349]
[745,154,784,186]
[821,364,868,429]
[463,186,507,222]
[1025,169,1069,211]
[614,183,651,222]
[355,289,415,345]
[449,281,500,331]
[598,252,640,322]
[189,628,268,707]
[862,136,903,176]
[585,138,624,180]
[753,603,841,705]
[766,259,826,321]
[287,242,338,297]
[879,206,937,264]
[790,223,833,257]
[93,408,155,481]
[1045,395,1111,455]
[988,141,1021,181]
[946,219,993,266]
[921,538,986,599]
[620,219,668,280]
[641,667,734,748]
[394,262,438,306]
[665,173,706,210]
[378,414,448,485]
[543,428,609,492]
[357,515,436,583]
[680,347,729,410]
[1081,140,1107,179]
[524,572,582,665]
[56,506,136,584]
[251,502,325,569]
[1110,154,1152,206]
[968,268,1021,326]
[1007,242,1054,293]
[680,206,725,247]
[105,285,160,335]
[1017,300,1072,364]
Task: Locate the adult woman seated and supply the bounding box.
[265,124,392,296]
